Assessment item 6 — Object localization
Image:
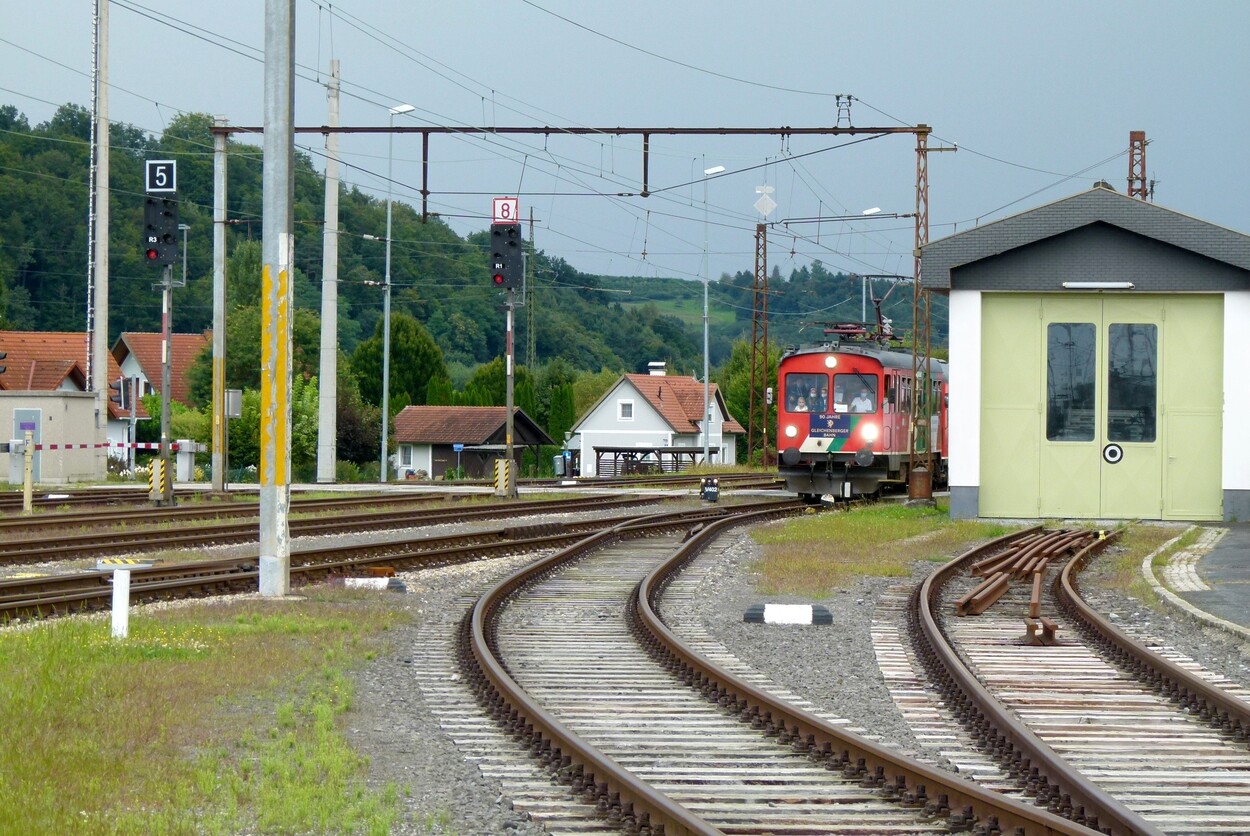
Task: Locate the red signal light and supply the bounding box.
[492,273,505,285]
[146,249,159,260]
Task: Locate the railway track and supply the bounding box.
[0,500,784,623]
[0,494,683,566]
[913,527,1250,835]
[461,507,1089,835]
[0,472,782,516]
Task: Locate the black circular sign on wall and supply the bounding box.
[1102,443,1124,464]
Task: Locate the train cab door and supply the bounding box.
[1041,296,1166,519]
[1040,298,1102,517]
[1097,297,1165,518]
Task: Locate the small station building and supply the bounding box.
[921,184,1250,522]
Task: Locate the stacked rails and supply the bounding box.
[953,528,1100,645]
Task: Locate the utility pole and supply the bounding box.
[259,0,294,597]
[1127,130,1149,201]
[907,131,956,502]
[89,0,110,478]
[748,224,769,466]
[525,208,536,368]
[317,60,341,483]
[211,117,228,493]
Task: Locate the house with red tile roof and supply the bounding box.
[111,330,211,406]
[567,363,744,477]
[0,330,149,483]
[392,406,554,479]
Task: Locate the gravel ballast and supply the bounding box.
[346,516,1250,834]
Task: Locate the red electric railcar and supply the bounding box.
[776,339,947,500]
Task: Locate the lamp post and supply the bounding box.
[380,103,414,482]
[701,164,725,465]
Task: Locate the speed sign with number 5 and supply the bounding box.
[145,160,177,193]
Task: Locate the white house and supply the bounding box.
[567,363,744,477]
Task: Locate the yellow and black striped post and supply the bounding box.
[493,459,517,498]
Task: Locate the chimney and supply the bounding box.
[647,361,666,376]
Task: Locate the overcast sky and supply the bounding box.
[4,1,1247,304]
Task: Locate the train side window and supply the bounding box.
[1107,323,1156,442]
[1046,322,1096,441]
[885,377,896,414]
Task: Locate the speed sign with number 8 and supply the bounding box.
[492,197,518,223]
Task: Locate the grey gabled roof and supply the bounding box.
[920,185,1250,290]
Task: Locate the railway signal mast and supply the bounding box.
[492,198,522,497]
[143,159,178,506]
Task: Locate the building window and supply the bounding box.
[400,445,412,466]
[1046,322,1096,441]
[619,400,634,421]
[1107,323,1156,442]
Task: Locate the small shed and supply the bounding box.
[921,184,1250,521]
[392,406,554,480]
[567,365,744,478]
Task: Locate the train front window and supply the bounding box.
[834,374,877,413]
[1107,323,1156,443]
[1047,322,1096,441]
[784,373,827,412]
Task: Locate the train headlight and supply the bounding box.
[860,422,879,443]
[824,356,838,369]
[784,424,798,439]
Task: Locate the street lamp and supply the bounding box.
[380,103,414,482]
[701,164,725,465]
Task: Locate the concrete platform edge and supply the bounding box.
[1140,526,1250,640]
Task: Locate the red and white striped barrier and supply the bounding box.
[19,441,182,452]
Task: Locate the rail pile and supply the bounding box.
[955,527,1100,645]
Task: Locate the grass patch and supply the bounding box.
[750,503,1018,596]
[0,588,408,835]
[1087,523,1194,603]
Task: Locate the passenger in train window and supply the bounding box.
[818,387,829,412]
[833,386,847,412]
[850,389,873,412]
[794,396,810,412]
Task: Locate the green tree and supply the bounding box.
[335,365,381,466]
[351,312,449,411]
[715,340,779,465]
[426,377,454,406]
[546,382,576,442]
[290,374,320,475]
[460,357,538,408]
[572,369,620,417]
